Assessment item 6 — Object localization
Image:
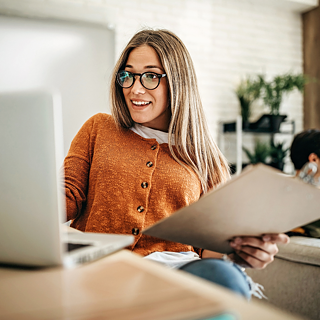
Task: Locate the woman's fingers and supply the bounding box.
[237,245,275,262]
[262,233,290,244]
[234,250,271,269]
[230,236,278,255]
[229,234,289,269]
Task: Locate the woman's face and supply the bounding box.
[122,45,170,132]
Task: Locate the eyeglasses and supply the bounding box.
[116,70,167,90]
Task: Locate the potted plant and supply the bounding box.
[243,139,289,171]
[269,140,289,171]
[242,140,271,165]
[257,73,307,131]
[235,77,262,128]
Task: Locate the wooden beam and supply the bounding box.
[303,6,320,129]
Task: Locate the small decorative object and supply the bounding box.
[235,77,262,128]
[298,162,320,187]
[242,140,270,165]
[229,73,307,133]
[269,140,289,171]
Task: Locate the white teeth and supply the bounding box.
[132,101,150,106]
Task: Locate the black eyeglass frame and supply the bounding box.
[116,70,167,90]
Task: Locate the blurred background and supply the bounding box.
[0,0,319,172]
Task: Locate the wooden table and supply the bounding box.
[0,250,305,320]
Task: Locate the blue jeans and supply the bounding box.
[179,258,251,299]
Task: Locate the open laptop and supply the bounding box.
[0,89,134,268]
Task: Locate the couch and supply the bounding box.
[246,236,320,320]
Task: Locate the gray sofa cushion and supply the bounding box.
[277,236,320,266]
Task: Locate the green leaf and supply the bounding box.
[235,77,264,122]
[257,73,308,115]
[243,140,271,164]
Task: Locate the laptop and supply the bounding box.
[0,89,134,268]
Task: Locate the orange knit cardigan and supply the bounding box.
[64,113,202,257]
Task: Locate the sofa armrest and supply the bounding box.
[277,236,320,266]
[246,236,320,320]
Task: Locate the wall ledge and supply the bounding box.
[255,0,319,13]
[0,0,318,29]
[283,0,318,12]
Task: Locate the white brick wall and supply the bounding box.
[0,0,315,163]
[108,0,306,140]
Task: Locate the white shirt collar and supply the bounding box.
[130,123,174,145]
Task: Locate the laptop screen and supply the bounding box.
[0,90,66,266]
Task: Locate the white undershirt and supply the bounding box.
[130,122,175,145]
[129,123,200,269]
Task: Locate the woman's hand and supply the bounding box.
[228,233,290,269]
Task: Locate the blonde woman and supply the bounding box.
[64,29,289,299]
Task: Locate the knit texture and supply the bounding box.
[64,113,202,256]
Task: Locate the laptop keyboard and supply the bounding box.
[67,243,92,252]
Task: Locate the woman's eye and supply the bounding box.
[122,72,133,81]
[145,73,157,80]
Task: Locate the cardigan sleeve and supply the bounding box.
[62,116,95,221]
[193,247,203,258]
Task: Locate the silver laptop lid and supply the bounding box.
[0,89,66,266]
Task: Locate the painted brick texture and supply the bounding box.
[59,0,303,141]
[0,0,306,163]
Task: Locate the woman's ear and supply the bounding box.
[308,153,320,163]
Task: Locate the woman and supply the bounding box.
[64,29,289,299]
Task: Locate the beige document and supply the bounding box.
[143,164,320,254]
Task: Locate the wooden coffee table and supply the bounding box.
[0,250,305,320]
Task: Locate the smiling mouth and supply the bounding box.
[131,100,151,106]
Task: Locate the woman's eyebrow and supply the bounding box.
[124,64,164,71]
[145,65,162,69]
[145,65,165,72]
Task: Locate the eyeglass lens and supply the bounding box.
[117,71,160,90]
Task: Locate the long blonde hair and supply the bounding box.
[110,29,230,193]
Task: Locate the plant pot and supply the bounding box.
[249,114,287,132]
[270,115,287,132]
[269,161,284,171]
[242,121,250,130]
[223,114,287,133]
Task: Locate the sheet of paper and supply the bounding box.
[143,164,320,253]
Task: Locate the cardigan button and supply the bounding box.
[146,161,153,167]
[141,182,148,188]
[151,145,157,150]
[137,206,144,213]
[132,228,139,235]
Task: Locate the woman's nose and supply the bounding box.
[131,76,145,94]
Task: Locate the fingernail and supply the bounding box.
[235,237,242,244]
[263,235,270,242]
